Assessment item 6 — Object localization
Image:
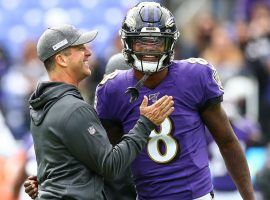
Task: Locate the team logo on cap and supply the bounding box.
[52,39,68,51]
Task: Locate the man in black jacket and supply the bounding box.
[27,24,174,200]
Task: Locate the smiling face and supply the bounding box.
[65,44,92,81]
[132,36,166,62]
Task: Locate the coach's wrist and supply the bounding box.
[138,115,156,133]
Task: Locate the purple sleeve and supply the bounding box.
[95,84,111,119]
[200,64,224,109]
[95,70,125,120]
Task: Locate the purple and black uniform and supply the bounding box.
[96,59,224,199]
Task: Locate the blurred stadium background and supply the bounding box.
[0,0,270,199]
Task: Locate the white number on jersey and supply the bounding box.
[99,70,119,85]
[186,57,209,65]
[186,57,223,91]
[147,117,179,163]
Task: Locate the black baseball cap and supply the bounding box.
[37,24,98,62]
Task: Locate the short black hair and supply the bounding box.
[44,55,55,71]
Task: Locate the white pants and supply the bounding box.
[194,192,214,200]
[213,190,241,200]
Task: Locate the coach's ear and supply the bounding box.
[54,51,69,68]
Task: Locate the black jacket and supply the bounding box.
[29,82,155,200]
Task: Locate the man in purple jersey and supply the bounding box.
[95,2,255,200]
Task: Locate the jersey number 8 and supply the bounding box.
[147,117,179,163]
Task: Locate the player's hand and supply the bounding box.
[140,95,174,126]
[24,175,38,199]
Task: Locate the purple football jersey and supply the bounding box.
[96,59,224,199]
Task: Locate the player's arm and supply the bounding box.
[201,102,255,200]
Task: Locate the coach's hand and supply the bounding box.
[24,175,38,199]
[140,95,174,126]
